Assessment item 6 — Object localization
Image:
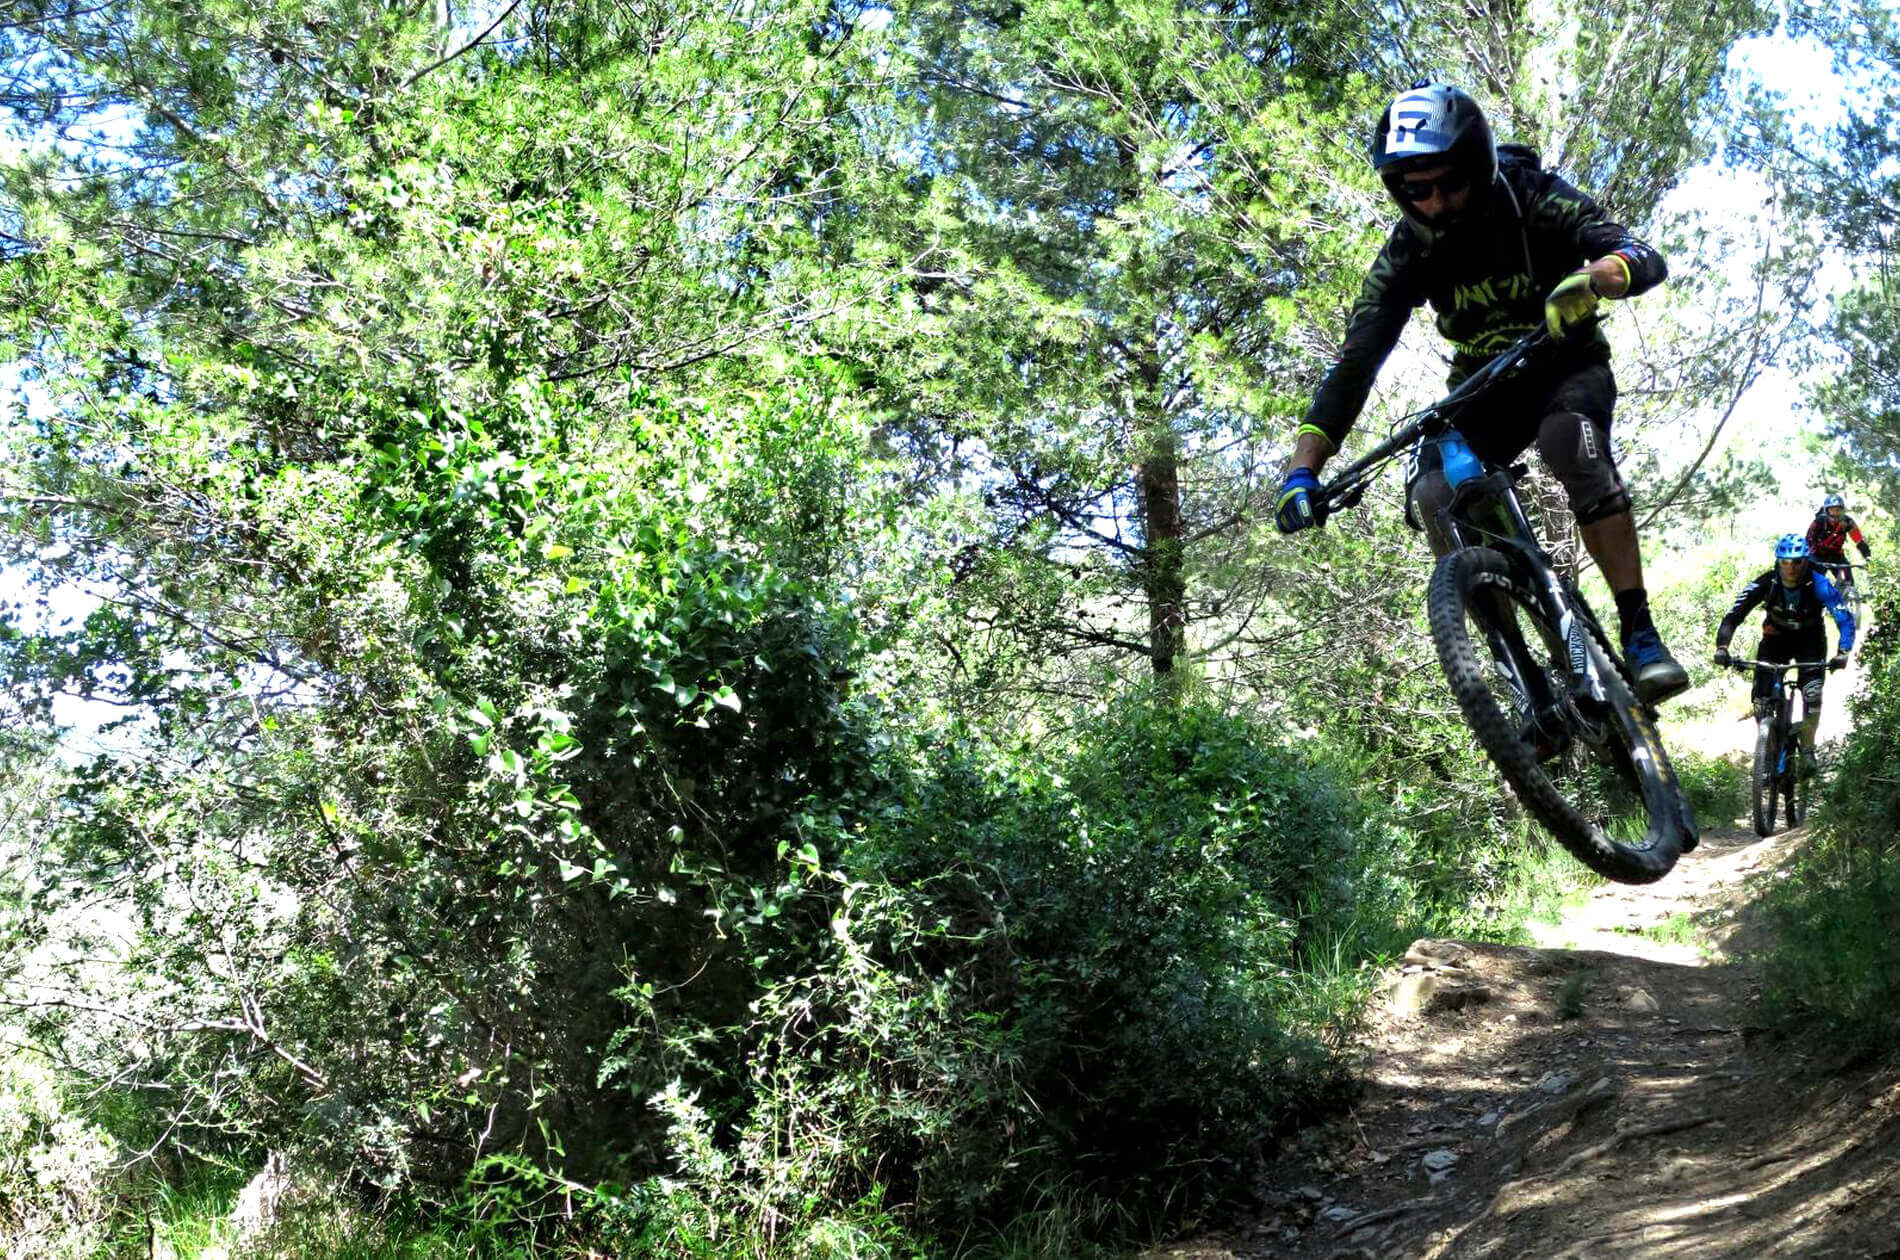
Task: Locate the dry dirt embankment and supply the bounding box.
[1155,675,1900,1259]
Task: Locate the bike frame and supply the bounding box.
[1729,657,1830,755]
[1728,657,1831,828]
[1441,466,1620,712]
[1314,328,1625,715]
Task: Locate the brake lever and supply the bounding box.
[1312,480,1369,528]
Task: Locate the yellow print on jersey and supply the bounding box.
[1451,272,1536,312]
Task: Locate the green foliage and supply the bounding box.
[1674,751,1750,828]
[1754,582,1900,1053]
[0,1054,120,1259]
[618,701,1386,1241]
[1637,913,1700,949]
[0,0,1801,1256]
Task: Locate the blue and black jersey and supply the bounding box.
[1301,147,1667,451]
[1715,568,1856,653]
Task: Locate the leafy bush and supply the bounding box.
[8,363,1415,1254]
[0,1054,119,1259]
[1754,582,1900,1052]
[596,699,1385,1244]
[1675,750,1749,827]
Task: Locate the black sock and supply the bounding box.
[1614,587,1654,641]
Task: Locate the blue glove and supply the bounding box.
[1276,467,1321,535]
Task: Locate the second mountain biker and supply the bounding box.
[1713,534,1856,775]
[1273,82,1689,705]
[1805,492,1872,592]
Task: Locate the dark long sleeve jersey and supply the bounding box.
[1715,568,1856,653]
[1301,148,1667,449]
[1805,512,1867,559]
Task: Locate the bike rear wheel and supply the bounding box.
[1427,547,1685,884]
[1752,716,1779,838]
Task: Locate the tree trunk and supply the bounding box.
[1136,405,1185,676]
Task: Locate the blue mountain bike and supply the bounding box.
[1725,657,1830,837]
[1312,329,1697,883]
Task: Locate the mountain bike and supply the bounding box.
[1725,657,1832,837]
[1312,328,1697,884]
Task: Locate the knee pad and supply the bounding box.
[1573,486,1632,526]
[1536,410,1629,525]
[1803,679,1825,712]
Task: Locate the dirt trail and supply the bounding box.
[1153,663,1900,1259]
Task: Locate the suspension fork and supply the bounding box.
[1534,562,1608,704]
[1441,476,1597,711]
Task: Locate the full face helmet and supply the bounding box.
[1822,492,1846,521]
[1369,83,1496,231]
[1776,533,1810,583]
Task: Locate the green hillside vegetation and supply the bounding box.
[3,0,1897,1255]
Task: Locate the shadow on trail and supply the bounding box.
[1151,824,1900,1259]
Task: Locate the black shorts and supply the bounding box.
[1754,626,1827,710]
[1409,358,1630,543]
[1452,359,1628,526]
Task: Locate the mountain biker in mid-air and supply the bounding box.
[1713,534,1856,774]
[1274,82,1689,704]
[1804,492,1871,592]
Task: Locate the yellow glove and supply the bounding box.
[1544,269,1599,340]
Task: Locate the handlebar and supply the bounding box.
[1723,658,1838,671]
[1311,327,1556,526]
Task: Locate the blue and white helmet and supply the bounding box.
[1370,82,1497,222]
[1775,533,1810,563]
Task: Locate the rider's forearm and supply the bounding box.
[1289,428,1335,474]
[1587,254,1632,299]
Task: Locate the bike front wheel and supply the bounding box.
[1751,717,1779,838]
[1427,547,1686,883]
[1784,713,1812,829]
[1786,755,1811,827]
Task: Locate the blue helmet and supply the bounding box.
[1775,534,1809,563]
[1822,492,1846,513]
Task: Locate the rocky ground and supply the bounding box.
[1150,662,1900,1259]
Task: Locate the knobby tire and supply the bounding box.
[1786,754,1810,828]
[1427,547,1684,884]
[1752,716,1779,838]
[1784,694,1811,829]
